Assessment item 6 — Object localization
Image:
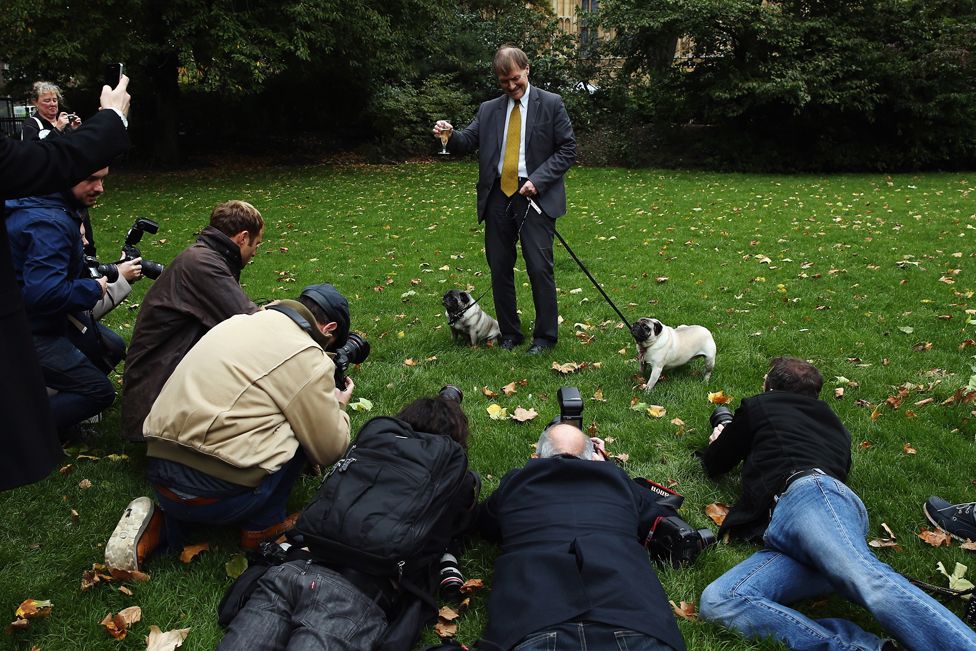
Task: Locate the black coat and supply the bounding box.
[698,391,852,542]
[476,457,687,651]
[0,110,129,491]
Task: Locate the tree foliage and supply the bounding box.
[596,0,976,170]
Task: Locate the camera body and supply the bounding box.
[545,386,584,431]
[333,332,370,388]
[647,515,717,568]
[84,255,119,283]
[65,113,79,125]
[121,218,164,280]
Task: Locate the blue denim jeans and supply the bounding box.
[33,332,116,431]
[217,560,387,651]
[700,474,976,651]
[514,621,676,651]
[154,449,307,551]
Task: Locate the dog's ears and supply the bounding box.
[653,320,663,336]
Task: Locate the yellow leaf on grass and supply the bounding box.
[15,599,52,619]
[646,405,667,418]
[486,404,508,420]
[707,391,732,405]
[403,358,417,366]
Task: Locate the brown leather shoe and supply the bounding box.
[239,512,300,551]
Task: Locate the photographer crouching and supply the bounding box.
[105,284,363,570]
[697,357,976,651]
[474,388,706,651]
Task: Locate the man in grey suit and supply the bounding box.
[434,45,576,354]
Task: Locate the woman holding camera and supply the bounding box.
[22,81,81,141]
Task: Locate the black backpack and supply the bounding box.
[293,416,469,579]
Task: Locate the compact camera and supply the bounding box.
[333,332,370,389]
[65,113,79,125]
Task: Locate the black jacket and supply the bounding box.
[0,110,129,491]
[476,457,687,651]
[698,391,852,542]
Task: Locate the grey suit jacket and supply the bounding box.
[449,86,576,222]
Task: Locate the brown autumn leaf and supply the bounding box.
[868,524,901,550]
[904,409,917,418]
[78,479,92,489]
[15,599,53,619]
[903,442,917,455]
[870,405,883,421]
[71,509,80,523]
[460,578,485,594]
[960,541,976,551]
[913,341,933,352]
[587,421,599,435]
[914,397,935,407]
[834,387,845,399]
[101,613,128,640]
[403,358,417,366]
[119,586,133,596]
[179,542,210,564]
[705,503,730,526]
[145,625,190,651]
[59,464,73,474]
[656,276,669,283]
[707,391,732,405]
[108,567,151,583]
[501,381,518,396]
[6,618,29,633]
[670,417,686,435]
[438,606,460,622]
[918,527,953,547]
[858,440,872,450]
[434,617,458,638]
[592,387,606,401]
[551,361,580,374]
[481,386,498,398]
[669,600,698,621]
[960,339,976,351]
[610,452,630,463]
[510,407,539,423]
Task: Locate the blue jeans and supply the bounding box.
[700,474,976,651]
[217,560,387,651]
[154,450,307,551]
[34,332,116,431]
[514,621,675,651]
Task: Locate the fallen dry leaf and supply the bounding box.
[486,404,508,420]
[960,541,976,551]
[78,479,92,489]
[592,387,606,401]
[6,618,29,633]
[15,599,52,619]
[670,417,686,435]
[460,578,485,594]
[59,464,73,474]
[481,386,498,398]
[918,527,953,547]
[610,452,630,463]
[669,600,698,621]
[551,361,580,374]
[101,606,141,640]
[510,407,538,423]
[403,358,417,366]
[903,442,917,455]
[858,440,872,450]
[501,382,517,396]
[705,503,730,526]
[145,625,190,651]
[434,617,458,638]
[438,606,460,622]
[707,391,732,405]
[646,405,667,418]
[119,586,133,596]
[834,387,844,399]
[914,397,935,407]
[179,542,210,564]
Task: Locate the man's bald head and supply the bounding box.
[536,424,596,460]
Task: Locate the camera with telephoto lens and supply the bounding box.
[545,386,584,431]
[439,385,463,403]
[333,332,370,389]
[121,218,165,280]
[647,515,717,568]
[710,405,734,430]
[438,552,465,602]
[84,255,120,282]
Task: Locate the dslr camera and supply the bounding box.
[439,385,464,403]
[333,333,370,389]
[546,386,584,431]
[710,405,734,430]
[634,477,716,567]
[84,218,165,282]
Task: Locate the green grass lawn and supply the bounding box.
[2,161,974,650]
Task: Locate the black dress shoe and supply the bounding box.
[526,342,555,355]
[499,338,519,350]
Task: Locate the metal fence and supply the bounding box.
[0,97,24,138]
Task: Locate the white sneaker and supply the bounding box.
[105,497,155,571]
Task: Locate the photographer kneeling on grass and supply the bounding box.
[475,414,697,651]
[697,356,976,651]
[105,284,355,569]
[217,390,479,651]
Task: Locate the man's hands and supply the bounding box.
[99,75,131,119]
[590,436,608,461]
[96,276,109,297]
[518,179,538,196]
[432,120,453,139]
[118,257,142,282]
[335,376,354,408]
[709,423,725,445]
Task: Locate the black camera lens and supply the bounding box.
[438,552,464,601]
[140,259,164,280]
[710,406,734,429]
[439,385,463,403]
[334,333,370,388]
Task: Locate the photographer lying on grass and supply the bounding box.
[475,422,693,651]
[697,356,976,651]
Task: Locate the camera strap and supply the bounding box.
[266,302,333,350]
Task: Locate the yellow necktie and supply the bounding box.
[501,102,521,197]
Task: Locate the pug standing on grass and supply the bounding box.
[444,289,501,345]
[631,317,716,392]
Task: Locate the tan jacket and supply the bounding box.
[144,303,350,487]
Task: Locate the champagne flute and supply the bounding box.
[436,123,451,155]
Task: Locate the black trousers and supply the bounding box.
[483,181,558,345]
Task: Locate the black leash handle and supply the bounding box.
[554,228,634,333]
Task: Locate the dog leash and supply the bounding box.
[447,287,492,326]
